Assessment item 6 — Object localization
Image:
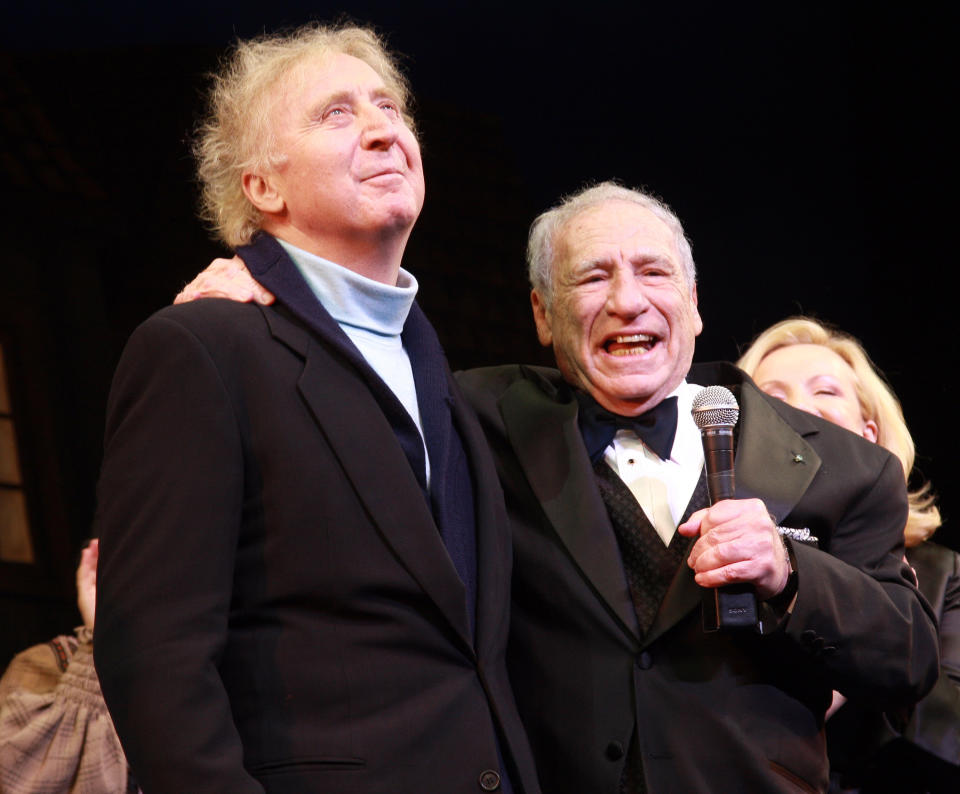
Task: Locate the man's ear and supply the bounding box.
[691,282,704,337]
[530,289,553,347]
[242,171,285,215]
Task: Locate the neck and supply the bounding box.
[593,395,668,417]
[585,383,684,418]
[263,221,410,285]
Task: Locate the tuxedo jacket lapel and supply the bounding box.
[734,378,822,523]
[499,364,825,648]
[238,233,474,651]
[498,369,705,647]
[499,370,641,640]
[686,363,824,524]
[649,378,824,642]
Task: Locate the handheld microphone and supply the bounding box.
[691,386,758,631]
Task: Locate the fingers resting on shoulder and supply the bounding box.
[174,256,275,305]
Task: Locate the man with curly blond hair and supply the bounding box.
[93,22,538,794]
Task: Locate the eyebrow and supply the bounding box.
[630,252,676,267]
[808,374,849,391]
[372,86,402,103]
[310,89,354,114]
[757,378,787,390]
[574,252,675,271]
[572,258,612,272]
[309,86,404,116]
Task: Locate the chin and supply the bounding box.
[599,377,670,410]
[385,195,422,222]
[366,207,418,236]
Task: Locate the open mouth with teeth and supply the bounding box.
[604,334,657,356]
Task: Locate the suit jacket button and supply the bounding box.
[637,651,653,669]
[606,741,625,760]
[479,769,501,791]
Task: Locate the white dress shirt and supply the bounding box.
[601,381,705,545]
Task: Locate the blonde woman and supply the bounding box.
[739,317,959,792]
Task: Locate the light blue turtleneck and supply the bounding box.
[277,239,429,485]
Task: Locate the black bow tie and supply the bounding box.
[575,392,679,463]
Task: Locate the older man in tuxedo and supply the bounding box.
[456,182,939,793]
[93,23,538,794]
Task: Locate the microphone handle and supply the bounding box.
[700,428,759,631]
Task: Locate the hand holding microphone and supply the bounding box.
[678,386,790,631]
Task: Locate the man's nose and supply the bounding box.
[606,272,650,317]
[359,103,399,149]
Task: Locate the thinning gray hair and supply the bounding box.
[527,181,696,306]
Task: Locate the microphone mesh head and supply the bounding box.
[692,385,740,429]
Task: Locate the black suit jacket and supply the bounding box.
[828,540,960,792]
[94,234,539,793]
[457,361,939,794]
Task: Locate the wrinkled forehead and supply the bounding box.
[554,200,681,273]
[257,51,398,154]
[279,51,391,101]
[256,50,331,124]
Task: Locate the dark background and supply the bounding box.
[0,2,954,664]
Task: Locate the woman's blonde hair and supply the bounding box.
[194,23,414,248]
[738,317,940,546]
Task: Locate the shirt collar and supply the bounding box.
[672,380,706,467]
[277,238,418,337]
